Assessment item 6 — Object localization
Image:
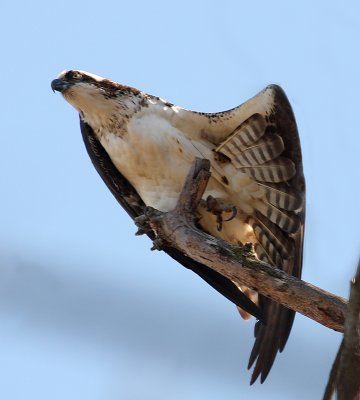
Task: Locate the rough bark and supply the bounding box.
[323,259,360,400]
[136,158,348,332]
[136,158,359,396]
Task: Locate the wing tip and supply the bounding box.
[248,356,274,385]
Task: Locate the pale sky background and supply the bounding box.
[1,1,359,399]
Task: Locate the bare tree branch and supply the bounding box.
[135,157,360,395]
[323,259,360,400]
[136,158,348,333]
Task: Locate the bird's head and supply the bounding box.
[51,70,143,130]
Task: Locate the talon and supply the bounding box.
[135,228,146,236]
[151,238,165,251]
[135,211,153,233]
[216,215,223,231]
[205,195,237,231]
[224,206,237,222]
[135,214,148,226]
[206,195,217,212]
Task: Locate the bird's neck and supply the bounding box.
[79,93,147,137]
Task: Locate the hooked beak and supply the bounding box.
[51,78,71,93]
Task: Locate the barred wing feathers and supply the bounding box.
[80,84,305,384]
[174,85,305,383]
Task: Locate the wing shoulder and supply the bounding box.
[170,85,290,143]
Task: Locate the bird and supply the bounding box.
[51,70,305,384]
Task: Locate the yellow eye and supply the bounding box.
[71,71,82,80]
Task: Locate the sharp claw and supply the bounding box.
[206,195,216,212]
[151,238,165,251]
[134,209,155,233]
[135,228,146,236]
[224,206,237,222]
[216,215,223,231]
[205,195,237,229]
[134,214,148,227]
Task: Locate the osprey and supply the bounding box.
[51,70,305,384]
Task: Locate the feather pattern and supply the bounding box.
[254,200,301,233]
[198,84,305,383]
[239,157,296,182]
[249,215,293,260]
[258,182,303,211]
[53,71,305,385]
[215,113,267,152]
[222,134,285,168]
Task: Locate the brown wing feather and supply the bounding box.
[247,86,305,384]
[80,84,305,385]
[259,182,303,211]
[213,85,305,384]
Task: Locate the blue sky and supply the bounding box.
[1,1,359,399]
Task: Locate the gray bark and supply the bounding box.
[136,158,359,396]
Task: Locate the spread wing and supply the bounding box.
[171,85,305,383]
[79,84,305,384]
[80,118,263,320]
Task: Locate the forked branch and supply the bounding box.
[136,158,348,332]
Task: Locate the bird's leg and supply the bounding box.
[134,207,168,251]
[134,206,159,235]
[204,195,237,231]
[134,214,151,236]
